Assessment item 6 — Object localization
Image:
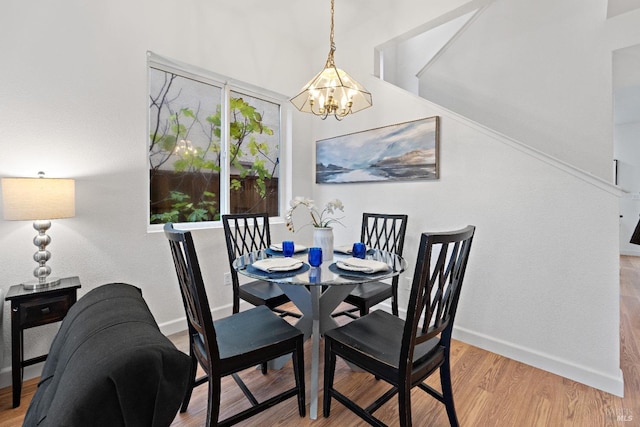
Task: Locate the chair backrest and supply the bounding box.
[222,213,272,311]
[401,225,475,372]
[222,213,271,265]
[164,223,220,365]
[360,213,408,256]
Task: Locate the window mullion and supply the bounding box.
[220,84,231,216]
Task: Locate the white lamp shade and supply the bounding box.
[2,177,75,221]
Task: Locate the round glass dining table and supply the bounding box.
[233,248,406,420]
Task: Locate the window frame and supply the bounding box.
[146,52,292,232]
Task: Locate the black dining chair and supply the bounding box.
[222,213,300,319]
[333,213,408,319]
[164,223,306,427]
[323,225,475,427]
[631,215,640,245]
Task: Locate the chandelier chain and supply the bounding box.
[290,0,372,119]
[326,0,336,67]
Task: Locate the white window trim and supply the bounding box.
[146,51,292,232]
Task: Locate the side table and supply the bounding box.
[4,276,81,408]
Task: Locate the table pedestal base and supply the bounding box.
[277,283,356,420]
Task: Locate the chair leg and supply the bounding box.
[292,338,306,417]
[397,384,412,427]
[181,347,198,412]
[359,305,369,318]
[392,285,399,316]
[206,376,221,427]
[261,362,268,374]
[323,340,337,417]
[440,360,460,427]
[232,289,240,314]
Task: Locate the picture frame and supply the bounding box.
[315,116,440,184]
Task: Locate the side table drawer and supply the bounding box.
[18,294,73,328]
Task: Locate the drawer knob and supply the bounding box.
[41,307,51,315]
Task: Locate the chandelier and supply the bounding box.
[290,0,372,120]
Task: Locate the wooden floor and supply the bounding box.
[2,256,639,426]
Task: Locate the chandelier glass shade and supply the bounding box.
[290,0,372,120]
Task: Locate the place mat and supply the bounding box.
[328,262,391,280]
[247,263,310,278]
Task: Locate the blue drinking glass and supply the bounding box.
[308,247,323,267]
[352,242,366,259]
[282,241,295,257]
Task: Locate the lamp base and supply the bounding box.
[22,277,61,290]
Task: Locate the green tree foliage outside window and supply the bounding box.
[148,67,280,224]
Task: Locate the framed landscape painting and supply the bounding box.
[316,116,440,184]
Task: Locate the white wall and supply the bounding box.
[0,0,315,385]
[418,0,614,180]
[608,0,640,18]
[613,44,640,255]
[616,122,640,255]
[383,11,475,95]
[305,0,626,395]
[312,78,623,396]
[0,0,631,398]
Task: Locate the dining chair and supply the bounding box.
[164,223,306,427]
[222,213,300,319]
[631,215,640,245]
[323,225,475,427]
[333,212,408,319]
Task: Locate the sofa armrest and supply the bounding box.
[24,283,190,427]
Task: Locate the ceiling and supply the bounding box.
[218,0,391,49]
[224,0,640,125]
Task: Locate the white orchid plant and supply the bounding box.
[285,196,345,232]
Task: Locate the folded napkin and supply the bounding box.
[337,257,389,273]
[251,257,303,272]
[269,243,307,253]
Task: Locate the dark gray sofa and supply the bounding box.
[23,283,190,427]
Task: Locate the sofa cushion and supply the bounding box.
[23,283,190,427]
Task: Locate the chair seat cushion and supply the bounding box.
[240,280,290,307]
[193,305,302,374]
[324,310,441,371]
[344,281,392,302]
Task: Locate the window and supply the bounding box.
[147,53,287,228]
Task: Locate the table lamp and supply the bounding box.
[2,172,75,289]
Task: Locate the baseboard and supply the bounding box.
[157,302,236,336]
[0,363,45,391]
[5,302,623,399]
[621,249,640,257]
[387,302,624,397]
[453,325,624,397]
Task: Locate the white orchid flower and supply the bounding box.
[285,196,345,232]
